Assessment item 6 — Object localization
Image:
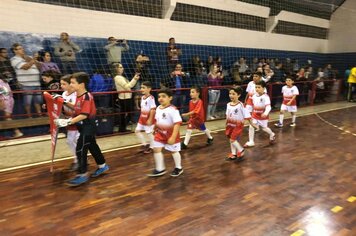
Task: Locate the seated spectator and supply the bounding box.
[10,43,42,117]
[41,70,61,90]
[0,48,18,91]
[40,51,61,74]
[0,77,23,138]
[89,68,113,108]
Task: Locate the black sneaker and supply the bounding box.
[147,169,166,177]
[206,137,214,145]
[170,168,184,177]
[181,142,188,149]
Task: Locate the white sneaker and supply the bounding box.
[243,141,255,148]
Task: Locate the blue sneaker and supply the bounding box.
[66,175,89,187]
[91,165,109,178]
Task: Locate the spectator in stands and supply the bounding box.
[190,55,206,87]
[214,56,223,74]
[292,59,300,73]
[104,37,129,76]
[263,63,274,83]
[233,57,249,74]
[284,58,293,75]
[347,65,356,102]
[314,68,326,102]
[40,51,61,74]
[0,48,18,90]
[207,64,223,120]
[114,63,140,132]
[166,37,182,71]
[10,43,42,117]
[41,70,61,90]
[323,64,335,80]
[206,56,214,69]
[0,74,23,138]
[54,32,81,74]
[250,57,259,72]
[231,64,242,86]
[269,63,284,109]
[168,63,188,111]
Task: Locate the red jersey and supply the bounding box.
[138,95,156,125]
[74,92,97,135]
[154,105,182,144]
[282,85,299,106]
[251,93,271,120]
[189,98,205,121]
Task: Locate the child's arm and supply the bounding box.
[167,123,180,145]
[287,95,297,106]
[181,110,194,117]
[261,105,271,118]
[146,109,156,126]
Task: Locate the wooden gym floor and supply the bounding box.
[0,106,355,236]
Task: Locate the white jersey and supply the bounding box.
[282,85,299,106]
[138,95,156,125]
[62,91,77,117]
[246,81,267,97]
[154,105,182,143]
[226,102,251,126]
[251,93,271,120]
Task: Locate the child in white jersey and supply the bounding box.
[244,80,276,147]
[60,75,79,170]
[274,76,299,127]
[148,88,183,177]
[135,81,156,154]
[225,86,256,161]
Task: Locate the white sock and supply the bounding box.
[184,129,192,145]
[154,152,165,171]
[230,143,237,155]
[248,125,255,143]
[262,127,275,139]
[172,152,182,169]
[279,114,284,124]
[204,129,213,139]
[292,114,296,123]
[148,133,154,148]
[98,163,106,168]
[136,132,147,146]
[232,141,244,152]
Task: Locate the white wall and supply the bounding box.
[0,0,327,53]
[328,0,356,53]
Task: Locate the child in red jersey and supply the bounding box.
[225,86,256,160]
[55,72,109,186]
[244,80,276,148]
[135,81,156,154]
[274,76,299,127]
[181,86,213,149]
[148,88,183,177]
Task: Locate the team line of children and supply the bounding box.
[54,71,299,186]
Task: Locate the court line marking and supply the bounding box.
[315,113,356,137]
[1,104,355,173]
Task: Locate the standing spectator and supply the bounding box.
[347,66,356,102]
[104,37,129,76]
[10,43,42,117]
[166,37,182,71]
[250,57,259,72]
[114,63,140,132]
[40,51,61,74]
[0,48,17,90]
[206,56,214,69]
[0,76,23,138]
[207,64,223,120]
[54,32,80,74]
[169,63,188,111]
[190,55,206,87]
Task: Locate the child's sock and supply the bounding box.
[154,152,165,171]
[183,129,192,146]
[172,152,182,169]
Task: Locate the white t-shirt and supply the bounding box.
[251,93,271,120]
[226,102,251,126]
[10,55,40,87]
[62,91,77,117]
[154,105,182,143]
[138,95,156,125]
[281,85,299,106]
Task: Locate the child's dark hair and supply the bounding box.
[60,74,72,84]
[190,85,201,94]
[229,86,243,95]
[253,71,263,78]
[158,88,173,97]
[71,72,90,90]
[41,70,61,80]
[285,75,295,81]
[142,81,152,88]
[255,80,267,88]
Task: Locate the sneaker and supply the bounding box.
[225,153,237,161]
[206,138,214,146]
[237,149,245,158]
[147,169,166,177]
[243,141,255,148]
[269,134,276,145]
[255,126,260,132]
[274,122,283,128]
[143,147,153,154]
[209,116,216,120]
[290,122,296,127]
[170,168,184,177]
[66,175,89,187]
[69,162,79,171]
[13,131,24,138]
[91,164,109,178]
[181,142,188,150]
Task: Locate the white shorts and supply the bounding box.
[252,118,269,128]
[281,104,297,113]
[245,104,253,113]
[135,123,154,134]
[153,140,181,152]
